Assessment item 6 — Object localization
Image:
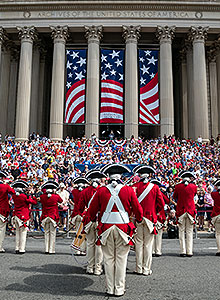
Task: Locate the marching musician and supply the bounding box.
[80,170,106,275]
[132,166,165,276]
[0,170,15,253]
[151,179,168,257]
[211,180,220,256]
[86,164,143,297]
[11,180,37,254]
[71,177,89,255]
[173,171,197,257]
[40,181,62,254]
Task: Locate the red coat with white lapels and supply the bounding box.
[132,181,165,224]
[86,185,143,244]
[211,191,220,218]
[0,183,15,217]
[78,185,99,216]
[40,193,63,222]
[173,183,197,219]
[12,193,37,222]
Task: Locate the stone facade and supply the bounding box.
[0,0,220,140]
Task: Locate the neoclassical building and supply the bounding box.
[0,0,220,141]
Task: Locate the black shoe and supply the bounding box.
[15,250,19,254]
[19,252,25,255]
[152,253,156,257]
[45,252,49,254]
[155,254,162,257]
[216,252,220,256]
[180,254,186,257]
[186,254,193,257]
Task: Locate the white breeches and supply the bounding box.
[101,226,130,296]
[134,222,154,275]
[14,218,28,252]
[214,221,220,253]
[0,219,6,251]
[86,223,103,274]
[178,214,194,255]
[43,218,57,253]
[153,229,163,255]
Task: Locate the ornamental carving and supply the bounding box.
[0,27,8,45]
[156,25,175,42]
[122,25,141,41]
[50,25,69,41]
[17,26,38,41]
[188,26,209,42]
[85,25,103,41]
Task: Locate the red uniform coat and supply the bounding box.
[40,193,62,222]
[12,194,37,222]
[0,183,15,217]
[71,189,83,217]
[211,191,220,218]
[173,183,197,219]
[132,181,165,224]
[87,185,143,243]
[78,185,98,216]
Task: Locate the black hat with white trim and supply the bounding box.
[101,164,130,176]
[41,180,59,190]
[0,170,9,178]
[133,165,155,175]
[11,180,29,189]
[150,179,161,186]
[180,171,195,179]
[85,170,107,179]
[72,177,90,185]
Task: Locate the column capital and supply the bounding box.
[85,25,103,43]
[188,26,209,43]
[17,26,38,43]
[156,25,175,43]
[0,27,8,46]
[50,25,69,43]
[122,25,141,43]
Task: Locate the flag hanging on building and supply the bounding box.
[139,49,159,124]
[100,49,124,124]
[65,49,87,124]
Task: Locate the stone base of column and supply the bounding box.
[85,123,99,139]
[49,123,63,141]
[125,124,138,139]
[15,137,28,142]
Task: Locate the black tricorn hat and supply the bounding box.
[133,165,155,175]
[0,170,8,178]
[85,170,107,179]
[101,164,130,175]
[11,180,29,189]
[214,179,220,187]
[180,171,195,179]
[41,180,59,190]
[72,177,90,185]
[150,179,161,186]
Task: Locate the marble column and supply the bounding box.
[208,51,218,137]
[85,25,102,138]
[156,25,175,137]
[15,26,37,141]
[0,46,11,137]
[123,25,141,139]
[7,48,19,136]
[0,27,7,70]
[180,49,188,139]
[215,39,220,133]
[186,42,194,139]
[37,48,47,135]
[189,26,209,141]
[29,43,40,134]
[49,25,69,141]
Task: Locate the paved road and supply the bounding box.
[0,236,220,300]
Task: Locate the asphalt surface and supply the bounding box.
[0,236,220,300]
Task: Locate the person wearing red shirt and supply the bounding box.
[132,166,165,276]
[81,170,106,275]
[40,181,62,254]
[211,180,220,256]
[173,171,197,257]
[11,180,37,254]
[86,164,143,297]
[0,171,15,253]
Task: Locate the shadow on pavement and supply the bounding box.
[10,264,85,275]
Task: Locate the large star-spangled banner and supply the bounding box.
[100,49,124,124]
[139,49,159,124]
[65,49,87,124]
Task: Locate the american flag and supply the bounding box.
[139,49,159,124]
[100,49,124,124]
[65,49,87,124]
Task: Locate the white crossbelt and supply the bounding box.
[101,184,129,224]
[138,182,154,203]
[87,192,96,208]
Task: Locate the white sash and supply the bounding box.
[87,192,96,208]
[101,184,129,224]
[138,182,154,203]
[0,214,7,223]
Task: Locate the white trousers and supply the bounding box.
[86,223,103,274]
[134,222,154,275]
[0,220,6,251]
[14,218,28,252]
[153,229,163,255]
[101,226,129,296]
[214,221,220,253]
[44,218,57,253]
[178,214,194,255]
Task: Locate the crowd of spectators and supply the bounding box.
[1,133,220,234]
